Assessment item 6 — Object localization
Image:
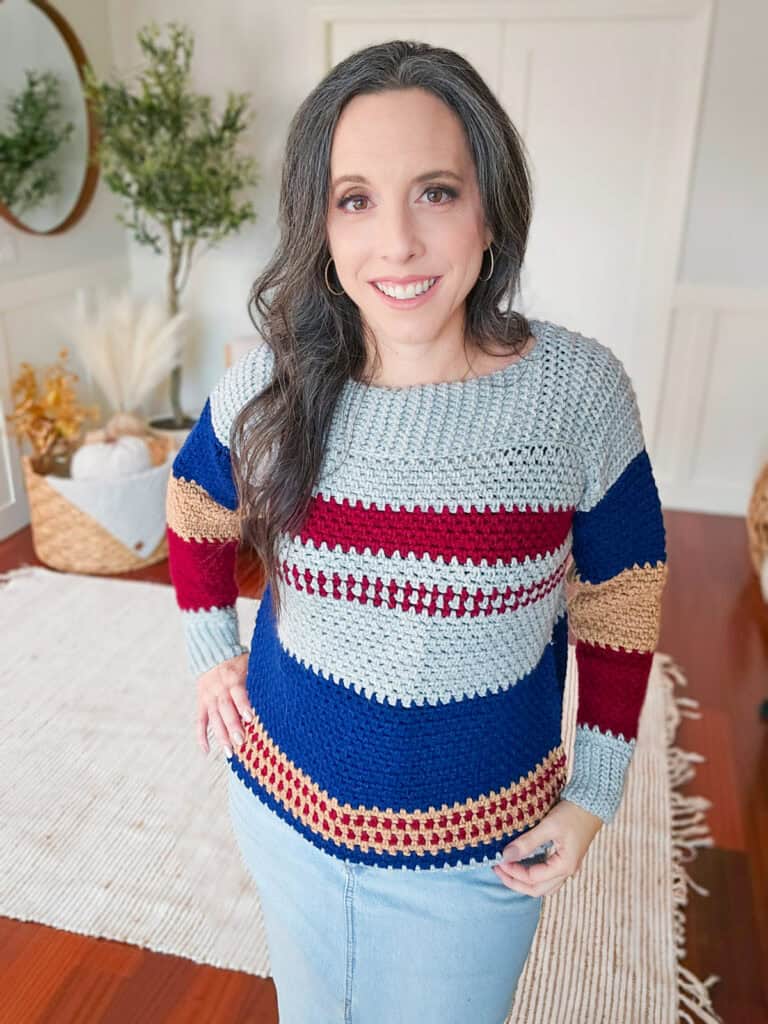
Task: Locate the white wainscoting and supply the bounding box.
[654,284,768,516]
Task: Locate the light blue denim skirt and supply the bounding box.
[227,766,543,1024]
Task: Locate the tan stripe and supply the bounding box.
[566,560,668,652]
[165,473,241,543]
[233,711,568,862]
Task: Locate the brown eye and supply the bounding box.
[423,186,458,205]
[338,194,369,212]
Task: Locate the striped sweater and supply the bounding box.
[166,318,668,871]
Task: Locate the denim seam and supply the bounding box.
[343,864,356,1022]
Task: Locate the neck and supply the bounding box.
[362,337,485,389]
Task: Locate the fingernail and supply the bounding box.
[224,745,233,758]
[241,709,252,721]
[233,732,244,746]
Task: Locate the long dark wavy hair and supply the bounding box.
[230,39,534,627]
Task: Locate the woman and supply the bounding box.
[166,39,668,1024]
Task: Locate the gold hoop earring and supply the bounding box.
[324,257,345,296]
[478,243,495,283]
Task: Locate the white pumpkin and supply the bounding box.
[71,436,151,480]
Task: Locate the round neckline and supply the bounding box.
[343,318,547,396]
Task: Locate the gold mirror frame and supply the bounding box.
[0,0,100,236]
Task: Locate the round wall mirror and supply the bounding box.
[0,0,99,235]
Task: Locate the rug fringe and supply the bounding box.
[658,653,726,1024]
[677,965,727,1024]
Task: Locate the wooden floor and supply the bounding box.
[1,509,766,1023]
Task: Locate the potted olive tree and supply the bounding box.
[82,20,260,438]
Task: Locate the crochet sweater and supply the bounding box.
[166,318,668,871]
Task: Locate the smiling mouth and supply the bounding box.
[370,277,441,302]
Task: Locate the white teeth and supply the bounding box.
[374,277,436,299]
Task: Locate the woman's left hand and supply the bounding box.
[492,798,604,898]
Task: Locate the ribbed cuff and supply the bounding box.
[181,604,249,677]
[559,723,636,824]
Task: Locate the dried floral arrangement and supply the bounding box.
[63,286,188,437]
[5,348,101,476]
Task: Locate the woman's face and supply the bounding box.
[326,87,492,360]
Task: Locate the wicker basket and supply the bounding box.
[21,436,172,574]
[746,461,768,579]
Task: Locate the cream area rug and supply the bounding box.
[0,565,723,1023]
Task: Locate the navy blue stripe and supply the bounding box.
[551,608,569,699]
[572,448,667,584]
[171,398,237,510]
[245,583,564,813]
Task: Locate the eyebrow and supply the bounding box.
[331,169,464,191]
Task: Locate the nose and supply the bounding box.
[376,200,424,264]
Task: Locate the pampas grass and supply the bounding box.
[59,287,189,414]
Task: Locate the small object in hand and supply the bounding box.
[517,840,555,866]
[501,840,555,867]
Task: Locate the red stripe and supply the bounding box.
[279,555,568,618]
[573,640,653,742]
[297,494,574,563]
[166,526,239,611]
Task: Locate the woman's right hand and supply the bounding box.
[197,651,253,758]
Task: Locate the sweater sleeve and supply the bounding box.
[165,342,274,678]
[559,351,669,823]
